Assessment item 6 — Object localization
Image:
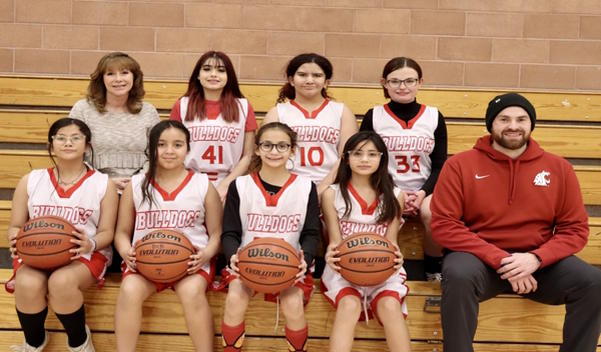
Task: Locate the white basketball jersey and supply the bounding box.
[372,104,438,191]
[237,173,312,251]
[26,168,111,262]
[131,171,210,254]
[180,97,249,184]
[331,183,402,239]
[277,100,342,183]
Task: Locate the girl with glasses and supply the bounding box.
[7,118,118,352]
[170,51,257,202]
[220,122,320,352]
[262,53,357,198]
[321,131,409,352]
[361,57,448,282]
[113,120,222,352]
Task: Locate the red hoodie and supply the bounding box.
[430,135,588,269]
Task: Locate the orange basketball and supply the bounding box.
[237,238,300,294]
[134,229,195,283]
[16,216,77,270]
[337,233,397,287]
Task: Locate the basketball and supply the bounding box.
[337,233,397,287]
[16,216,77,270]
[237,237,300,294]
[134,229,195,283]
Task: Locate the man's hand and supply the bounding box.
[508,274,538,294]
[497,252,541,280]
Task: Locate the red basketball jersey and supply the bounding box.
[372,104,438,191]
[236,173,312,251]
[277,100,343,184]
[26,168,111,262]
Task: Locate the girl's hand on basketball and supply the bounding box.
[69,228,92,260]
[8,231,18,259]
[229,252,240,273]
[188,245,207,274]
[295,250,307,283]
[393,244,404,270]
[325,243,341,271]
[122,246,136,272]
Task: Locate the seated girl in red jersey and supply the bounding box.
[113,120,222,352]
[170,51,257,201]
[262,53,357,198]
[322,131,409,352]
[220,122,320,352]
[7,118,118,352]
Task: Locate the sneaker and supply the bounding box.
[67,325,95,352]
[426,272,443,282]
[9,331,49,352]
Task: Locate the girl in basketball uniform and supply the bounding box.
[170,51,257,201]
[361,57,447,281]
[7,118,118,352]
[321,131,410,352]
[262,53,357,197]
[220,122,320,352]
[113,120,222,352]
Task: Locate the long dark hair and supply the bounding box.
[277,53,333,103]
[183,51,244,123]
[381,57,423,99]
[334,131,400,224]
[47,118,94,175]
[248,122,297,174]
[141,120,191,209]
[87,52,145,113]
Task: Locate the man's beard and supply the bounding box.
[491,129,529,150]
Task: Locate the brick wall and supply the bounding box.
[1,0,601,90]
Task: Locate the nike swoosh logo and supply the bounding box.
[475,174,490,179]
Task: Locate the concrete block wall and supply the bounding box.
[1,0,600,90]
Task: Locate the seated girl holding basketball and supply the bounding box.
[321,131,410,352]
[220,122,320,352]
[113,120,222,352]
[7,118,118,352]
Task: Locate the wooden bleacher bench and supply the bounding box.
[0,75,600,351]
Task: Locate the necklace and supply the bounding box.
[57,166,87,187]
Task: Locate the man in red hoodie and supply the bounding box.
[431,93,601,352]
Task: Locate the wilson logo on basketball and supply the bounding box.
[139,231,183,243]
[344,236,390,249]
[23,219,66,232]
[247,247,289,262]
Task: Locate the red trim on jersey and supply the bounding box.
[384,104,425,129]
[47,167,95,199]
[348,183,378,215]
[150,170,194,201]
[290,99,329,119]
[250,172,297,207]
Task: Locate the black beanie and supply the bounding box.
[485,93,536,132]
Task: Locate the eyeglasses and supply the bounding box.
[52,134,85,144]
[258,141,291,153]
[386,78,419,88]
[348,150,383,160]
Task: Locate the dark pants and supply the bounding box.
[441,252,601,352]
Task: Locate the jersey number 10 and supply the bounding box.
[299,146,324,167]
